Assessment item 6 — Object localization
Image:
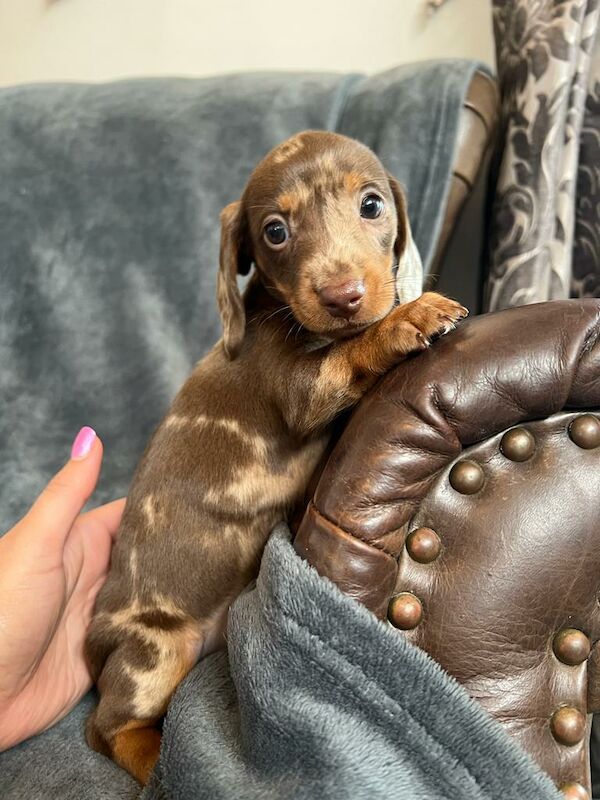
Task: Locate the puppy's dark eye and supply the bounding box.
[360,194,384,220]
[264,220,289,246]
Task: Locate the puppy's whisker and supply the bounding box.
[250,305,294,334]
[294,322,306,341]
[285,321,301,343]
[260,305,292,325]
[272,313,297,338]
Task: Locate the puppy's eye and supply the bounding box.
[360,194,384,220]
[264,220,289,247]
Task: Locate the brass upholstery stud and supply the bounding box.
[550,707,586,747]
[406,528,442,564]
[553,629,591,667]
[568,415,600,449]
[388,592,423,630]
[448,460,484,495]
[560,783,589,800]
[500,427,535,462]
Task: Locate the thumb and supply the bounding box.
[24,427,104,546]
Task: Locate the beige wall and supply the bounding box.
[0,0,494,86]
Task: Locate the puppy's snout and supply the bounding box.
[318,280,365,319]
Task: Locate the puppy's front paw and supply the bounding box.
[401,292,468,345]
[361,293,467,373]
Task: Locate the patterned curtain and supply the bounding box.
[574,41,600,294]
[485,0,600,311]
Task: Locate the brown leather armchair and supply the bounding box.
[294,300,600,800]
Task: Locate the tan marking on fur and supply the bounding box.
[129,549,139,582]
[142,495,157,528]
[194,414,270,458]
[271,135,305,164]
[309,152,341,182]
[217,521,270,571]
[112,725,161,785]
[276,183,311,214]
[95,595,189,630]
[343,171,364,193]
[123,628,199,718]
[112,601,228,718]
[95,600,203,718]
[165,413,270,458]
[164,414,189,429]
[277,192,297,214]
[205,435,328,511]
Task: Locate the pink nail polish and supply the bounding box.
[71,426,97,460]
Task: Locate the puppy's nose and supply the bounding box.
[318,280,365,318]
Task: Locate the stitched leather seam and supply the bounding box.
[313,505,397,560]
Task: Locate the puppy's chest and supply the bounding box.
[149,407,329,517]
[220,431,330,514]
[199,426,329,516]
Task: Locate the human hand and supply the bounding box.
[0,428,124,750]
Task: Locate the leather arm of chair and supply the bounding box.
[294,300,600,798]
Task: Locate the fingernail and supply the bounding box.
[71,426,97,460]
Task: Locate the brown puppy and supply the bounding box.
[84,130,467,783]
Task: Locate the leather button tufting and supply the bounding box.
[568,415,600,449]
[500,427,535,461]
[560,783,589,799]
[550,707,586,746]
[553,629,591,666]
[388,592,423,630]
[406,528,441,563]
[448,460,484,494]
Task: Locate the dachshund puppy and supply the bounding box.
[85,130,467,783]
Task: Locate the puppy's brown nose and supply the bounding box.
[318,280,365,318]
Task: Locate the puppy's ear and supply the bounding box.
[386,172,423,305]
[217,201,252,360]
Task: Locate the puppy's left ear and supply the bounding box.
[386,172,423,305]
[217,200,252,360]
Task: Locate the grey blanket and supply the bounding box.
[0,62,559,800]
[146,529,563,800]
[2,529,562,800]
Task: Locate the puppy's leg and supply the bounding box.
[281,293,467,434]
[104,725,162,786]
[86,615,204,784]
[355,292,468,374]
